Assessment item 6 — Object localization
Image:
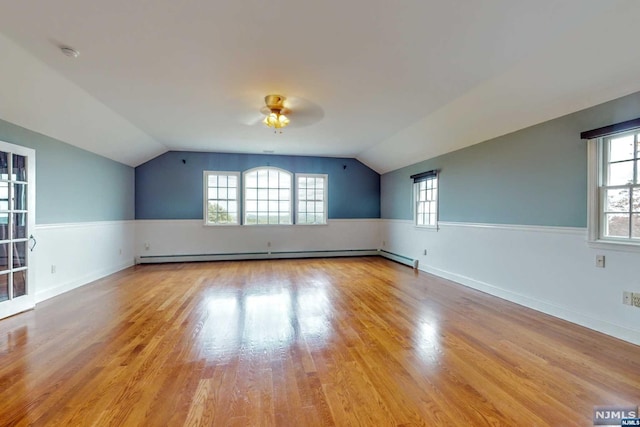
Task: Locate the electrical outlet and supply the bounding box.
[144,243,150,250]
[595,255,605,268]
[632,293,640,308]
[623,291,632,305]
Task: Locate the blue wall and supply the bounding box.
[381,91,640,227]
[0,118,135,224]
[135,151,380,220]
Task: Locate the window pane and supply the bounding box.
[279,201,289,212]
[268,201,278,211]
[0,273,8,301]
[0,213,7,239]
[13,241,26,269]
[218,175,227,186]
[633,214,640,238]
[0,182,8,211]
[279,214,291,224]
[219,188,228,199]
[13,213,26,239]
[269,189,278,200]
[208,188,218,199]
[14,184,27,210]
[633,188,640,212]
[246,188,257,200]
[228,188,237,200]
[605,188,629,212]
[0,152,8,180]
[246,172,257,187]
[208,175,218,186]
[13,155,27,182]
[0,243,8,271]
[609,135,635,162]
[13,271,26,298]
[257,170,269,186]
[258,189,268,200]
[605,213,629,237]
[608,161,634,185]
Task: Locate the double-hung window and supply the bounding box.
[411,170,438,227]
[296,174,327,225]
[204,171,240,225]
[243,167,292,225]
[584,119,640,246]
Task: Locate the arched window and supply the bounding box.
[243,167,292,225]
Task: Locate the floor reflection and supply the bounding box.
[201,284,333,361]
[244,291,293,348]
[295,288,331,346]
[415,319,442,367]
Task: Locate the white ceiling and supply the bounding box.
[1,0,639,173]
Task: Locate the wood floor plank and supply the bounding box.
[0,257,639,426]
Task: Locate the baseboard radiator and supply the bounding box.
[137,249,379,264]
[378,249,418,269]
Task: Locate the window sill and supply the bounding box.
[414,224,439,232]
[587,239,640,253]
[203,223,240,227]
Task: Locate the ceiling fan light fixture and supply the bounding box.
[262,95,291,130]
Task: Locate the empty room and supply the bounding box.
[1,1,640,425]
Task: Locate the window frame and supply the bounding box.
[413,171,439,229]
[295,173,328,226]
[203,171,241,226]
[243,166,293,226]
[587,131,640,250]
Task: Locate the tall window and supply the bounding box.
[411,170,438,227]
[296,174,327,225]
[244,167,292,225]
[204,171,240,225]
[599,130,640,241]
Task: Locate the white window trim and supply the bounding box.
[243,166,293,226]
[586,137,640,252]
[413,174,439,230]
[203,171,241,226]
[295,173,328,226]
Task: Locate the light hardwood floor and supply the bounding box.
[0,257,639,426]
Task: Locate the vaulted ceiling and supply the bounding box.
[1,0,640,173]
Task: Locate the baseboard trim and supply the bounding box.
[137,249,379,264]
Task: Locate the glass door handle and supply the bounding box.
[29,234,37,252]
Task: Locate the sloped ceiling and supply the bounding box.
[1,0,639,173]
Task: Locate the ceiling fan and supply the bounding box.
[237,94,325,131]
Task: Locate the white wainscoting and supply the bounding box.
[135,219,381,263]
[380,219,640,346]
[33,221,135,303]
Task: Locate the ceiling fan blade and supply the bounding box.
[238,111,265,126]
[287,97,324,128]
